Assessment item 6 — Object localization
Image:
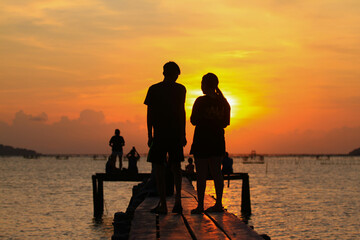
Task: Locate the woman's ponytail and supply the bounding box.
[215,86,225,99]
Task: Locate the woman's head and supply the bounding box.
[201,73,218,94]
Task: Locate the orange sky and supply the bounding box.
[1,0,360,154]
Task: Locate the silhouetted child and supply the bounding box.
[185,157,195,174]
[126,147,140,174]
[222,152,233,175]
[109,129,125,169]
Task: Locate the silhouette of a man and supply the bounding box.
[109,129,125,169]
[144,61,186,214]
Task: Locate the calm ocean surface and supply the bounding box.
[1,156,359,240]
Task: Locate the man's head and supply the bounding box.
[163,61,180,82]
[115,129,120,135]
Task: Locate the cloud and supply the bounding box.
[13,111,48,123]
[1,109,360,155]
[0,110,147,154]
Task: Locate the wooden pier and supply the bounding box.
[128,177,262,239]
[92,172,251,218]
[92,173,151,217]
[92,172,265,239]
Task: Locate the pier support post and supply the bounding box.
[92,175,104,218]
[98,179,104,215]
[92,175,100,218]
[241,174,251,216]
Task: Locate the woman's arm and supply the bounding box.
[190,98,200,126]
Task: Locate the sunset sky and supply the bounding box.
[1,0,359,154]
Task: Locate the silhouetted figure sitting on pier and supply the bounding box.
[105,155,122,173]
[109,129,125,169]
[185,157,195,174]
[222,152,233,175]
[126,147,140,174]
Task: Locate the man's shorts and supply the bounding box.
[147,141,184,164]
[112,151,123,157]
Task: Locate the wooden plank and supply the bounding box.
[206,211,264,240]
[181,194,229,240]
[130,194,193,240]
[182,177,262,240]
[181,178,229,240]
[159,197,192,240]
[128,197,157,240]
[129,177,262,240]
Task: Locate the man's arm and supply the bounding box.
[180,88,187,146]
[147,106,154,147]
[181,103,187,147]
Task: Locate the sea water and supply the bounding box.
[0,156,359,239]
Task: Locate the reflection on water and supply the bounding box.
[0,156,359,239]
[207,156,360,239]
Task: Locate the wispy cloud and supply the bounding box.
[0,0,360,153]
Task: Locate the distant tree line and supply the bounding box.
[349,147,360,156]
[0,144,39,156]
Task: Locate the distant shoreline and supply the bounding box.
[1,153,359,158]
[1,144,359,157]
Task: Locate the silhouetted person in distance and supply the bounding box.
[222,152,233,175]
[190,73,230,214]
[109,129,125,169]
[185,157,195,174]
[144,61,186,214]
[105,155,122,173]
[126,147,140,174]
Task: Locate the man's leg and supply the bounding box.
[118,152,123,169]
[153,162,167,214]
[170,161,182,212]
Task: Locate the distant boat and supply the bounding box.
[23,155,40,159]
[242,150,265,164]
[56,155,69,160]
[93,155,107,161]
[316,155,331,165]
[316,155,330,160]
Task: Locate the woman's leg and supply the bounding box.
[208,156,224,209]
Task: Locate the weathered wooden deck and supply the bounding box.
[128,177,263,240]
[92,172,251,218]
